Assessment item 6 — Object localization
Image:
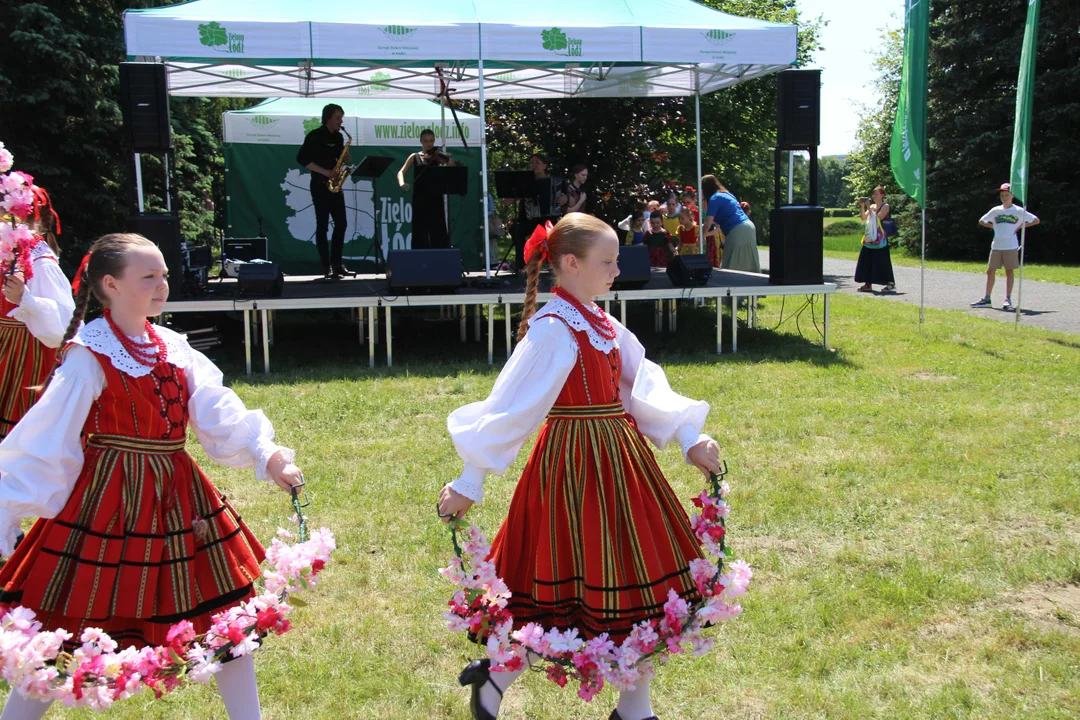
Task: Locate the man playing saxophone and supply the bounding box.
[297,103,349,279]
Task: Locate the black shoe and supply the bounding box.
[332,266,351,277]
[459,659,501,720]
[323,270,342,281]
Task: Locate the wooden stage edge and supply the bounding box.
[162,270,837,375]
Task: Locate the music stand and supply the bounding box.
[351,155,395,274]
[494,171,536,200]
[414,165,468,196]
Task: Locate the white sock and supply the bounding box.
[0,692,52,720]
[615,671,654,720]
[215,653,262,720]
[479,652,539,717]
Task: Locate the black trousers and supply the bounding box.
[411,192,449,250]
[311,180,347,272]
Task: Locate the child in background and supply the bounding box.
[661,195,681,238]
[623,211,646,246]
[676,206,703,256]
[680,188,699,223]
[645,214,676,268]
[970,182,1039,310]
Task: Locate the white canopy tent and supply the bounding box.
[124,0,799,273]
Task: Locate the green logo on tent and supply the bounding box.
[359,71,393,95]
[247,115,279,128]
[703,29,736,46]
[303,117,321,134]
[381,25,417,39]
[198,21,245,54]
[222,68,247,80]
[541,27,583,57]
[617,73,649,95]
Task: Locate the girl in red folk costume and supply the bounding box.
[438,213,721,720]
[0,185,76,441]
[0,234,302,720]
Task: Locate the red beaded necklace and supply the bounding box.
[553,287,616,340]
[104,308,168,366]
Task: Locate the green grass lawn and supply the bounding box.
[821,232,1080,287]
[21,297,1080,718]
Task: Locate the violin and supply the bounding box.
[421,150,453,166]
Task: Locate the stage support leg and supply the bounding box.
[460,305,467,343]
[358,307,364,345]
[731,295,738,353]
[604,300,610,314]
[716,297,722,354]
[385,305,393,368]
[368,306,376,368]
[487,305,494,365]
[374,308,379,345]
[261,309,270,375]
[620,300,627,324]
[751,297,758,329]
[654,301,662,333]
[243,309,252,376]
[474,304,481,342]
[670,300,677,333]
[824,294,830,349]
[504,302,512,358]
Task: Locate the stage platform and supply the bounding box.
[163,269,837,374]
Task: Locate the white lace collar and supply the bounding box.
[72,318,193,378]
[29,240,56,262]
[534,296,619,354]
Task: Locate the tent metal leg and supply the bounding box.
[261,308,270,374]
[487,304,494,365]
[368,306,375,368]
[716,298,722,354]
[731,295,738,353]
[385,305,392,368]
[504,302,512,358]
[620,300,627,324]
[242,309,252,376]
[474,304,481,342]
[460,304,467,343]
[824,294,831,348]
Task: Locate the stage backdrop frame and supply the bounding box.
[223,98,483,275]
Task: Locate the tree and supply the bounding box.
[818,155,853,208]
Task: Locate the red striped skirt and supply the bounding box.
[0,317,56,440]
[0,434,265,649]
[489,403,703,642]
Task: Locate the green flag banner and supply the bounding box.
[1010,0,1040,206]
[890,0,930,209]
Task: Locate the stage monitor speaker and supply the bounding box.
[776,69,821,149]
[119,63,172,153]
[387,249,463,293]
[126,214,182,293]
[237,263,283,298]
[223,237,269,262]
[612,245,651,290]
[769,205,824,285]
[667,254,712,287]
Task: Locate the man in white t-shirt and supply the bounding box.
[970,182,1039,310]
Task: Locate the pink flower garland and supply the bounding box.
[440,471,751,701]
[0,140,42,280]
[0,524,335,710]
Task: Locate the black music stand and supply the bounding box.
[494,171,535,200]
[351,155,395,274]
[414,165,468,196]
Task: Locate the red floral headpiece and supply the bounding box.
[30,185,61,235]
[523,221,554,264]
[71,252,91,295]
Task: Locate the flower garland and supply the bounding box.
[439,464,751,701]
[0,487,335,711]
[0,140,41,280]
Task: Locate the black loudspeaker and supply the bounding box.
[769,206,824,285]
[776,69,821,149]
[119,63,172,153]
[387,249,463,293]
[237,263,283,298]
[126,214,182,293]
[612,245,651,290]
[223,237,269,262]
[667,254,713,287]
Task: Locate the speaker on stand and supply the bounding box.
[770,69,824,285]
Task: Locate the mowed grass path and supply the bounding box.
[40,295,1080,719]
[820,221,1080,287]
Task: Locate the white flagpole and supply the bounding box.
[919,162,926,327]
[1015,219,1026,324]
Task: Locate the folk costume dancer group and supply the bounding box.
[0,187,720,720]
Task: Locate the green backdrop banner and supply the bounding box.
[225,143,482,274]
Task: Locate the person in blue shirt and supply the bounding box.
[701,175,760,273]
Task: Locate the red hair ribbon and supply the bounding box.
[523,221,554,264]
[71,252,91,295]
[684,185,696,193]
[30,185,61,235]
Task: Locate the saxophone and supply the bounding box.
[327,128,353,193]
